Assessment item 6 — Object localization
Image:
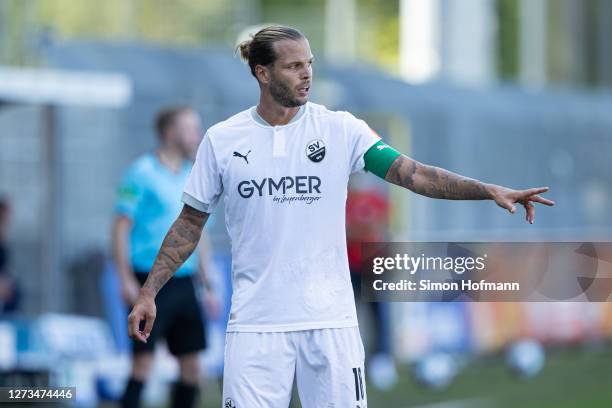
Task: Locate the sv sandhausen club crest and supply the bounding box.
[305,139,326,162]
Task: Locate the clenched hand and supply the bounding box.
[128,292,156,343]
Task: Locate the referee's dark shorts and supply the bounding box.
[133,271,206,356]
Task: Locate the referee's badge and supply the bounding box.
[306,139,326,162]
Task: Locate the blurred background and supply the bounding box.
[0,0,611,407]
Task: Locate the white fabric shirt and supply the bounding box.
[183,102,379,332]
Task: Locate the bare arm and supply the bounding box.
[129,204,209,342]
[111,215,140,303]
[385,155,554,223]
[385,155,493,200]
[111,216,133,278]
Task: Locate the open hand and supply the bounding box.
[491,186,555,224]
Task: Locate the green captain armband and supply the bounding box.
[363,140,401,179]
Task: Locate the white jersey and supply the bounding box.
[183,102,379,332]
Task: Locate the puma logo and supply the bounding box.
[233,150,251,164]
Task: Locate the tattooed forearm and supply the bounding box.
[385,154,417,189]
[385,155,493,200]
[141,205,209,297]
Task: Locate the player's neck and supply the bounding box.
[156,147,184,173]
[256,96,301,126]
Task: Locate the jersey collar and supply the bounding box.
[250,104,307,128]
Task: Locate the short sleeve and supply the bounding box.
[182,132,223,213]
[115,165,146,219]
[345,112,381,174]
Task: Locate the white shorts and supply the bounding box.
[222,327,367,408]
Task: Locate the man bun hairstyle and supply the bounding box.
[237,25,305,78]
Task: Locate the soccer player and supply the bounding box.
[128,26,554,407]
[113,107,216,408]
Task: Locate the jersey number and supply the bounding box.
[352,367,365,402]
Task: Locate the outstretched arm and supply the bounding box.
[384,154,554,223]
[128,204,209,342]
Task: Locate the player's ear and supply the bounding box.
[255,65,270,84]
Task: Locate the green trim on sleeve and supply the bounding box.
[363,140,402,179]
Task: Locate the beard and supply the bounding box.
[269,73,306,108]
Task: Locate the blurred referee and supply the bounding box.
[112,106,216,408]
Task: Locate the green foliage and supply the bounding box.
[1,0,400,75]
[4,0,234,52]
[496,0,519,80]
[357,0,399,73]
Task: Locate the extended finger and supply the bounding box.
[524,201,535,224]
[519,187,549,197]
[528,195,555,206]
